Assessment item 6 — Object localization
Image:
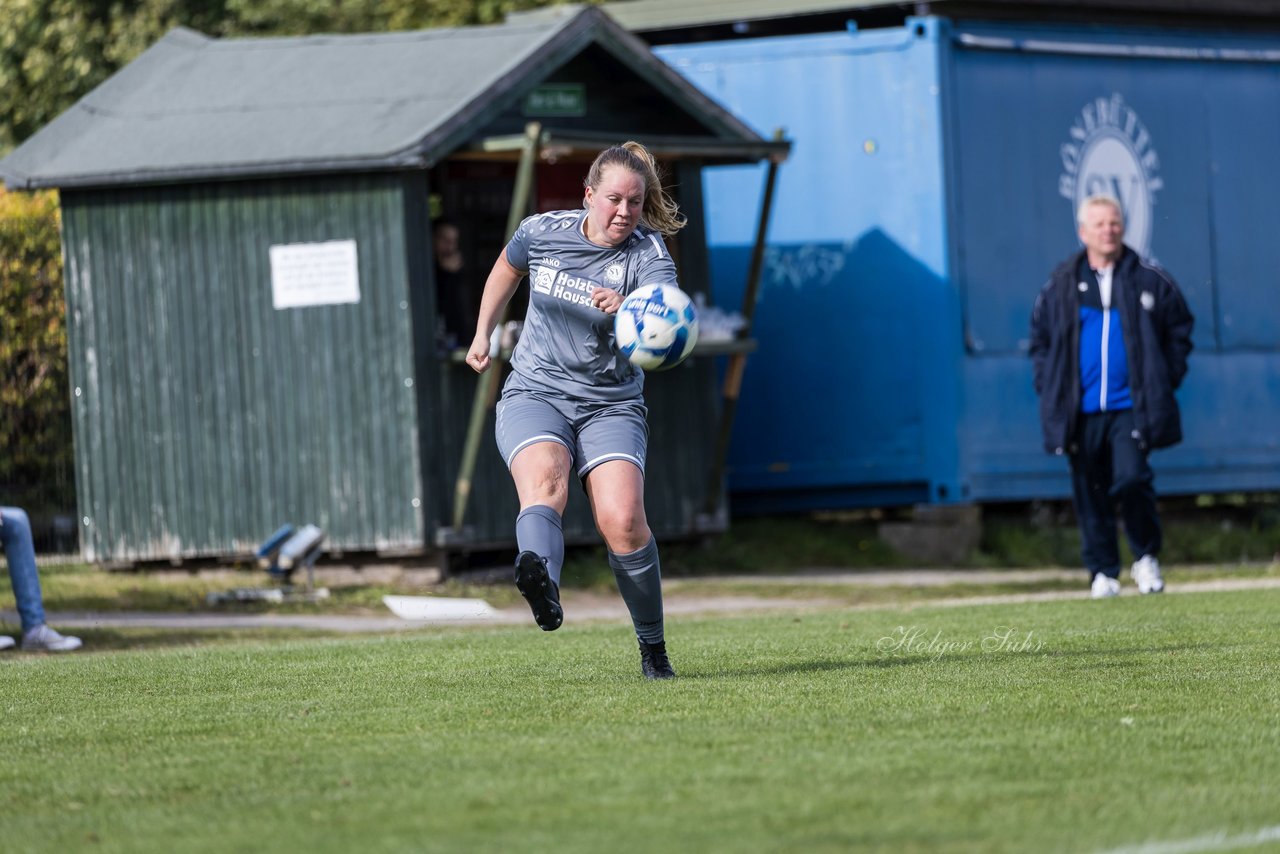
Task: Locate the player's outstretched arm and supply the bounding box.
[466,250,525,373]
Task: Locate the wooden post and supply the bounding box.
[703,140,783,517]
[450,122,542,533]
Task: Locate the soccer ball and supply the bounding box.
[614,284,699,371]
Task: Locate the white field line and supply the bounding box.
[1095,823,1280,854]
[15,575,1280,633]
[913,576,1280,610]
[662,576,1280,615]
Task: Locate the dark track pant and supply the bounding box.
[1068,409,1162,579]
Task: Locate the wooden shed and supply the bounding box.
[0,6,787,564]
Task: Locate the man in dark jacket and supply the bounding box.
[1030,194,1194,598]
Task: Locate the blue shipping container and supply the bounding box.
[658,17,1280,511]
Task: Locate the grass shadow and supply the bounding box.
[681,640,1230,681]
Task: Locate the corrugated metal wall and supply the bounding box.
[61,174,426,562]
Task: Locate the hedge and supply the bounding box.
[0,187,76,528]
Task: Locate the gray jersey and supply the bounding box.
[505,209,678,402]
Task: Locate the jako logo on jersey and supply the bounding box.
[1058,92,1163,257]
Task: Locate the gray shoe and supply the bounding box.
[0,635,14,651]
[22,624,83,652]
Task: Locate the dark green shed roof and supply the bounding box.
[0,5,777,190]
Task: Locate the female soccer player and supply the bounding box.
[465,141,686,679]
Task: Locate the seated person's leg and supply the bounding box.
[1,506,82,652]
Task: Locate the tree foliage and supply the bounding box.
[0,0,584,154]
[0,187,74,515]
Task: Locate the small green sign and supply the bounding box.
[523,84,586,117]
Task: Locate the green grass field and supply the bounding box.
[3,587,1279,853]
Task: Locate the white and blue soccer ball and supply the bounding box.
[614,284,699,371]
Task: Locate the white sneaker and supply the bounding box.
[1091,573,1121,599]
[1132,555,1165,594]
[21,624,83,652]
[0,635,14,651]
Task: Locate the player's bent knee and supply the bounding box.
[521,471,569,508]
[597,514,650,553]
[512,444,572,507]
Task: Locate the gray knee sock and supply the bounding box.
[608,537,664,644]
[516,505,564,587]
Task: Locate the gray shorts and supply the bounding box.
[495,377,649,478]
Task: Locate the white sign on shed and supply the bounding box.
[269,239,360,309]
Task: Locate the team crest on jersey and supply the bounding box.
[532,265,555,295]
[605,262,625,285]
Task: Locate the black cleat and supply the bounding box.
[514,550,563,631]
[639,640,676,680]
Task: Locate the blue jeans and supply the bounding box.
[1,507,47,631]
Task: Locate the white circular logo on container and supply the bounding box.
[1058,93,1163,257]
